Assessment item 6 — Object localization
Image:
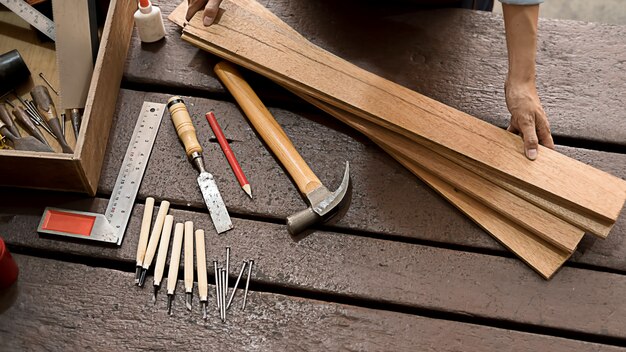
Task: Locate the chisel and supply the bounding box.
[30,85,73,153]
[184,221,194,310]
[167,223,184,315]
[139,200,170,287]
[167,97,233,234]
[135,197,155,284]
[11,106,50,147]
[153,214,174,302]
[195,229,208,319]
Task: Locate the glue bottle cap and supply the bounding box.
[0,237,18,290]
[139,0,151,10]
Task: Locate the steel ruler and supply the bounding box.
[0,0,56,41]
[38,102,166,245]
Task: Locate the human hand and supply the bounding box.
[186,0,223,26]
[505,80,554,160]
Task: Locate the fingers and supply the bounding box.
[186,0,208,21]
[203,0,223,26]
[535,111,555,150]
[519,118,539,160]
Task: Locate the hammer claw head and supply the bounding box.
[286,161,350,235]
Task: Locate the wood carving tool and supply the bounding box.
[14,96,54,137]
[167,223,184,315]
[195,229,208,319]
[139,201,171,287]
[0,113,52,152]
[214,61,350,235]
[205,111,252,198]
[213,260,220,311]
[135,197,155,284]
[0,0,56,40]
[242,259,253,311]
[167,96,233,234]
[226,260,247,310]
[184,221,194,311]
[37,102,165,244]
[0,104,20,137]
[153,214,175,301]
[70,108,82,139]
[30,85,73,153]
[12,106,50,147]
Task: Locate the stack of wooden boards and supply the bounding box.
[168,0,626,279]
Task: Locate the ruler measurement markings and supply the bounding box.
[105,102,165,245]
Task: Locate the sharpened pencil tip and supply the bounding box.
[242,184,252,199]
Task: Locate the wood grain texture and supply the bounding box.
[176,0,626,225]
[89,90,626,271]
[150,0,626,147]
[293,91,572,277]
[2,200,626,338]
[3,255,621,352]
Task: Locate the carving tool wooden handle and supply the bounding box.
[30,85,73,153]
[167,223,185,295]
[195,229,208,301]
[0,104,20,137]
[12,106,48,146]
[154,214,174,285]
[142,200,170,269]
[214,61,322,195]
[167,96,202,158]
[136,197,155,267]
[184,221,194,293]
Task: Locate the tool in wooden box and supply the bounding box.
[213,61,351,235]
[36,102,166,245]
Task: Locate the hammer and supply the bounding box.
[214,61,350,235]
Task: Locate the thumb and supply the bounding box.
[520,120,539,161]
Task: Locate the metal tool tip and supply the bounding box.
[167,296,173,315]
[202,302,207,320]
[134,266,142,284]
[186,293,192,311]
[153,285,159,303]
[138,269,148,287]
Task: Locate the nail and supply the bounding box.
[526,148,538,160]
[203,16,214,26]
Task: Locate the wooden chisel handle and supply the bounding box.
[214,61,322,195]
[142,200,170,269]
[167,96,202,158]
[154,214,174,285]
[0,104,20,137]
[195,229,208,301]
[184,221,194,293]
[167,223,185,295]
[135,197,155,267]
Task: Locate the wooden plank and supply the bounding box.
[2,201,626,338]
[291,90,572,277]
[3,255,621,352]
[175,0,626,224]
[140,1,626,148]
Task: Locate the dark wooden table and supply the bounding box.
[2,1,626,350]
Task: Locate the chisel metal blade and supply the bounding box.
[198,171,233,234]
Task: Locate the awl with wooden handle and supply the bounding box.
[167,97,233,234]
[0,105,52,152]
[11,106,50,147]
[30,85,73,153]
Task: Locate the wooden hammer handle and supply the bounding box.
[214,61,321,195]
[167,96,202,158]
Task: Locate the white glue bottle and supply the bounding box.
[134,0,166,43]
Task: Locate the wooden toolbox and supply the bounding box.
[0,0,135,195]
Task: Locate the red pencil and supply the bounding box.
[205,111,252,198]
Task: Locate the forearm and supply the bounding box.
[502,4,539,86]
